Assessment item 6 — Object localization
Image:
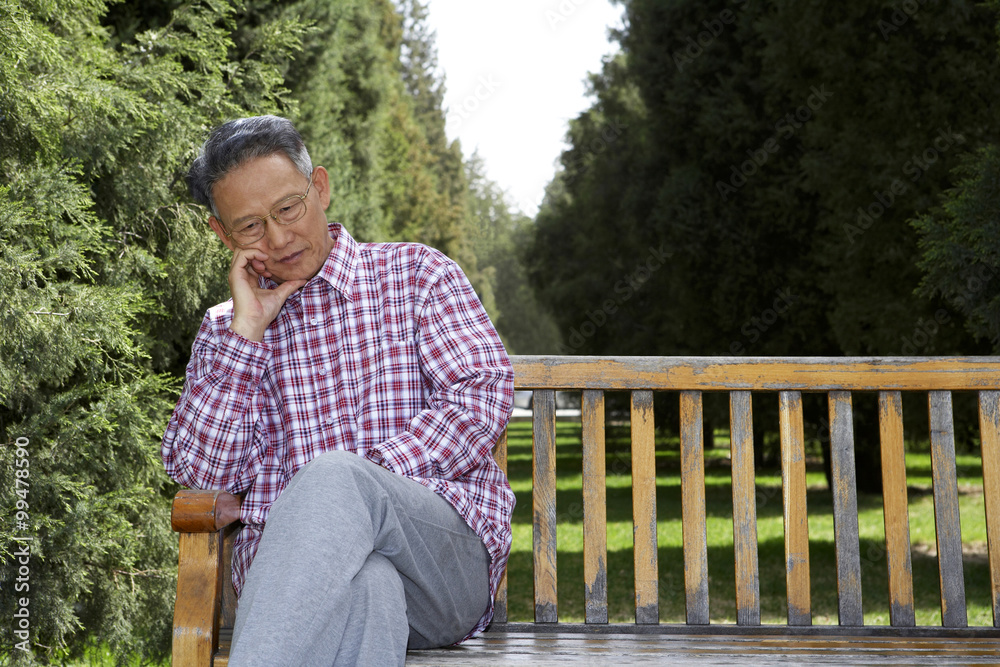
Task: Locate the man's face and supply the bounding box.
[208,153,336,285]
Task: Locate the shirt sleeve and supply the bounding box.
[370,260,514,480]
[161,309,274,492]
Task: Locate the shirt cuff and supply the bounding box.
[211,327,273,387]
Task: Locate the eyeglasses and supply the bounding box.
[224,175,314,246]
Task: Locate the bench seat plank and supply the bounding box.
[406,631,1000,665]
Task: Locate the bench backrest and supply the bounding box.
[212,355,1000,634]
[490,355,1000,631]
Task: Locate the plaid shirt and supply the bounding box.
[162,223,514,637]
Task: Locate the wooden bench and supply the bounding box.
[170,356,1000,665]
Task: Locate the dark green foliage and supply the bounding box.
[531,0,1000,359]
[913,145,1000,348]
[1,0,551,661]
[0,0,306,661]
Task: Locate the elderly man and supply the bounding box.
[161,115,514,666]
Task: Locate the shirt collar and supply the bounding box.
[260,222,357,299]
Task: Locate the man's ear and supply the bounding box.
[312,166,331,211]
[208,216,237,252]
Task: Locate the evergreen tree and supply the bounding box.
[0,0,306,661]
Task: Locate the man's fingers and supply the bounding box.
[274,280,308,301]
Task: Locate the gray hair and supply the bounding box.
[187,115,313,219]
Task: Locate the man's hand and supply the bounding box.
[228,248,307,341]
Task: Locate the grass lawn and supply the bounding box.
[502,419,993,626]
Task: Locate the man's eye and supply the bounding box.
[237,219,263,234]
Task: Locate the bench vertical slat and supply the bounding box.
[172,531,222,665]
[680,390,710,625]
[978,390,1000,627]
[730,390,761,626]
[582,389,609,624]
[779,390,811,626]
[533,389,558,623]
[828,391,863,626]
[631,390,659,624]
[878,391,915,627]
[928,390,968,628]
[494,428,509,624]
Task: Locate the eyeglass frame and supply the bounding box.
[221,171,315,247]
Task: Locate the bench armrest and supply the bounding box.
[171,489,241,532]
[171,489,240,665]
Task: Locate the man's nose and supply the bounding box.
[263,218,295,248]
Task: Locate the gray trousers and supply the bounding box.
[229,450,492,666]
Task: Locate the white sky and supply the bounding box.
[424,0,625,217]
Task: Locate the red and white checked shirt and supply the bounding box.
[162,223,514,637]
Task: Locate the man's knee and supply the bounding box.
[273,450,373,517]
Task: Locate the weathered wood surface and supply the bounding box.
[878,390,916,627]
[532,389,558,623]
[979,390,1000,626]
[928,391,968,627]
[493,429,509,624]
[511,356,1000,390]
[779,390,811,626]
[171,355,1000,667]
[581,390,608,624]
[172,531,223,666]
[827,391,863,626]
[630,390,659,625]
[679,391,709,625]
[729,391,760,626]
[406,631,1000,665]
